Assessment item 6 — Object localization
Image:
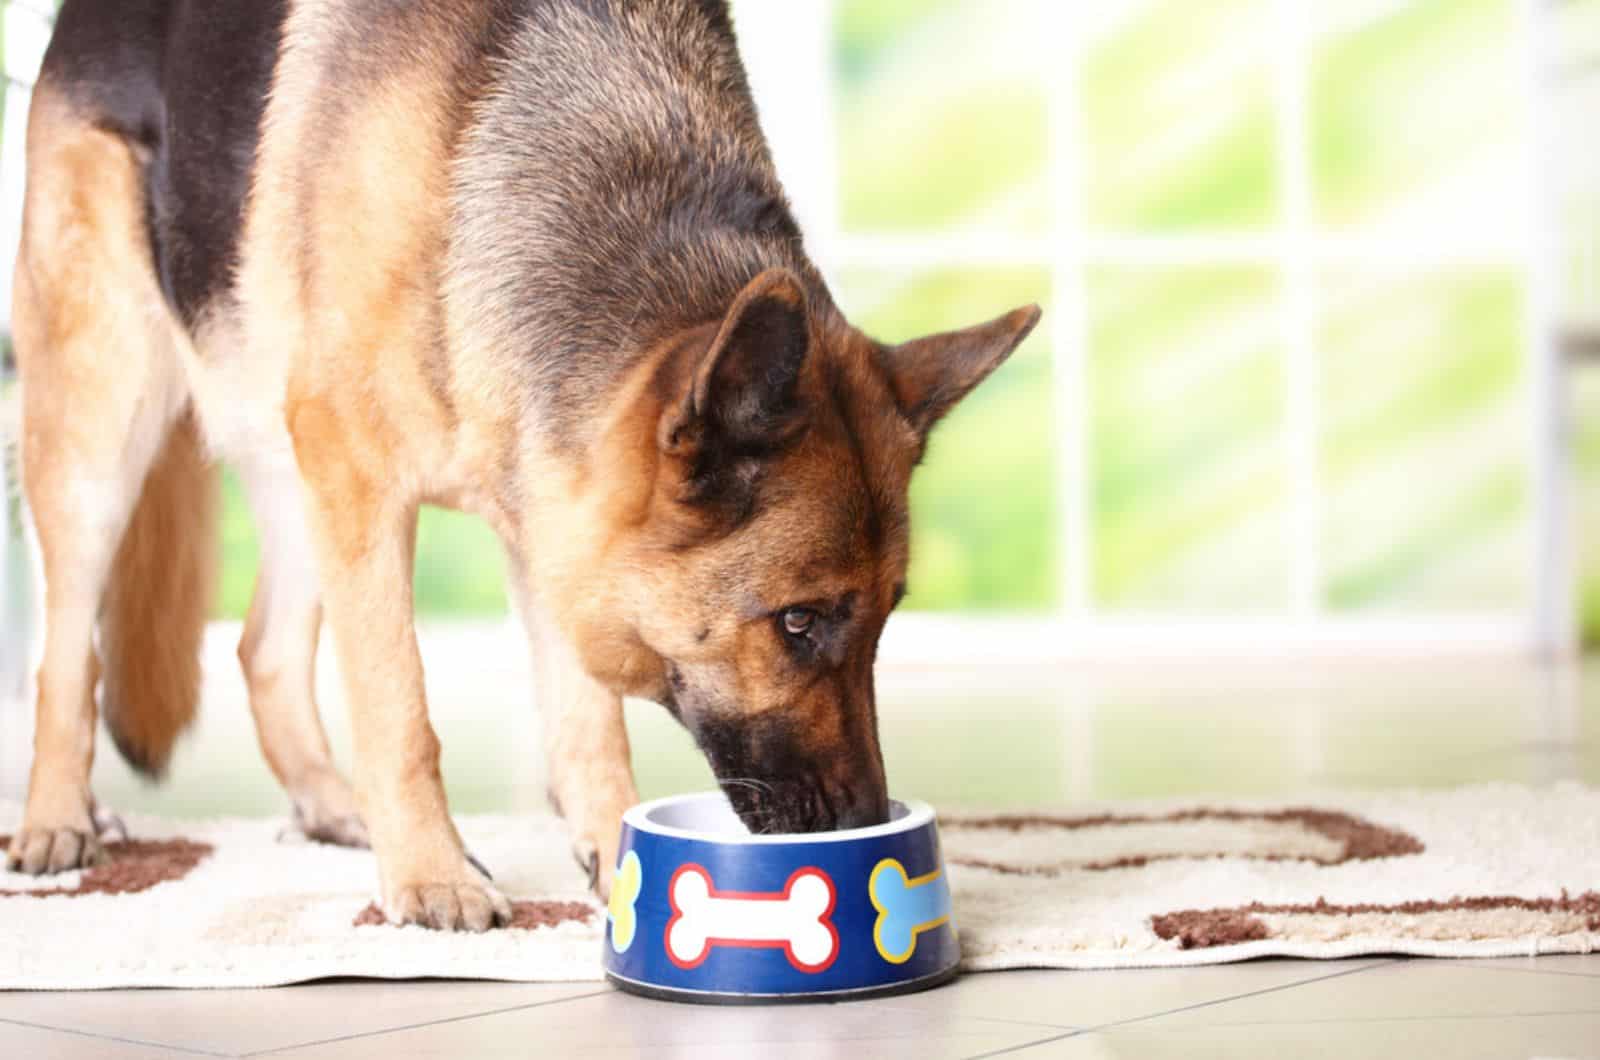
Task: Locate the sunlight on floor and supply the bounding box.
[4,621,1586,825]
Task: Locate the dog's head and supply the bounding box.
[592,268,1038,834]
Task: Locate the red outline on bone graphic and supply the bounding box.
[664,864,840,972]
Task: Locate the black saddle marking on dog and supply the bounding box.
[45,0,288,327]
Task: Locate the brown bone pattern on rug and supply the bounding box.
[0,834,212,897]
[1152,892,1600,949]
[941,807,1424,875]
[352,900,596,931]
[0,831,595,933]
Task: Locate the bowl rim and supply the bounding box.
[623,791,934,845]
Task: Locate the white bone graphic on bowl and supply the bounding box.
[665,864,839,972]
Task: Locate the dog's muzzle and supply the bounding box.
[691,714,888,834]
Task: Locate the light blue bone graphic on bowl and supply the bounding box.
[869,857,952,964]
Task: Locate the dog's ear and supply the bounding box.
[660,267,811,457]
[882,305,1042,434]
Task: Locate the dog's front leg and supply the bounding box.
[293,423,509,931]
[529,608,638,900]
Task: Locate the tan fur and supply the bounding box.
[7,85,191,873]
[229,4,517,929]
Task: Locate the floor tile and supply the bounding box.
[1150,959,1600,1027]
[263,984,1051,1059]
[0,980,602,1056]
[0,1018,202,1059]
[1472,954,1600,978]
[868,960,1390,1029]
[1023,1012,1600,1059]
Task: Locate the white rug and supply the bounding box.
[3,784,1597,989]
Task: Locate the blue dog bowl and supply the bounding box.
[602,792,959,1003]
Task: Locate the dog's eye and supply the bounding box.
[780,607,816,637]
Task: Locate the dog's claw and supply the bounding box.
[285,809,370,849]
[465,849,494,881]
[549,778,630,900]
[92,807,128,843]
[282,769,369,849]
[288,799,370,849]
[573,843,600,892]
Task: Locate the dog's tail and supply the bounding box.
[99,413,217,778]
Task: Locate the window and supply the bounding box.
[734,0,1566,653]
[0,1,1573,657]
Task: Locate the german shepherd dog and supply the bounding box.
[7,0,1038,930]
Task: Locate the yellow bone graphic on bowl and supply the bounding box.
[607,850,643,953]
[870,858,953,964]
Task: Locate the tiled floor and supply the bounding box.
[1,957,1597,1058]
[1,647,1597,1057]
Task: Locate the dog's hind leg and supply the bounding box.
[6,91,190,874]
[236,455,366,848]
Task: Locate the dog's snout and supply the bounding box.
[833,787,890,831]
[693,708,889,834]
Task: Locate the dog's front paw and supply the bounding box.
[550,771,636,903]
[289,768,370,848]
[384,866,513,932]
[570,833,619,900]
[5,819,104,875]
[566,807,633,903]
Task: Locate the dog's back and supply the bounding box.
[43,0,285,328]
[40,0,811,440]
[447,1,816,450]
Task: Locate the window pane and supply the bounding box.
[413,508,508,615]
[216,471,258,618]
[833,0,1048,233]
[1311,0,1520,234]
[1083,0,1277,231]
[836,267,1056,611]
[1580,367,1600,649]
[1088,266,1288,610]
[214,481,507,619]
[1556,0,1600,324]
[1319,268,1527,611]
